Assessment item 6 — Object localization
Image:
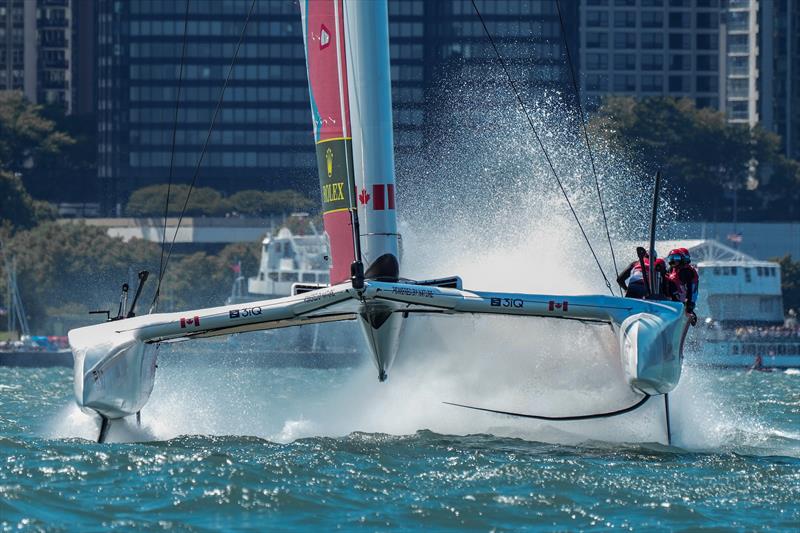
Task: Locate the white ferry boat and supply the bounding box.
[225,220,360,365]
[657,239,800,369]
[248,226,330,297]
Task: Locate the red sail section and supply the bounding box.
[302,0,357,284]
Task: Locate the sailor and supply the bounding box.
[617,247,668,299]
[666,247,699,325]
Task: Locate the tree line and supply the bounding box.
[125,184,315,217]
[2,92,800,334]
[588,96,800,221]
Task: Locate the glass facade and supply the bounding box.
[97,0,311,212]
[0,0,29,93]
[97,0,577,214]
[0,0,89,112]
[579,0,722,109]
[769,0,799,159]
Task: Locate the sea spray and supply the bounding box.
[49,62,750,450]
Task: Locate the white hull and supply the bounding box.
[69,280,689,420]
[71,328,158,419]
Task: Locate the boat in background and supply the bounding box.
[1,246,72,368]
[223,216,360,367]
[67,0,691,443]
[656,239,800,368]
[249,223,330,297]
[0,335,72,368]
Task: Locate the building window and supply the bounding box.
[641,11,663,28]
[642,54,664,70]
[727,78,749,97]
[669,33,690,50]
[586,11,609,28]
[696,75,718,92]
[586,53,609,70]
[696,12,715,29]
[614,32,636,49]
[696,34,717,50]
[613,74,636,91]
[669,75,690,92]
[641,33,664,49]
[728,34,749,54]
[669,12,690,28]
[669,54,690,70]
[586,73,609,91]
[613,54,636,71]
[586,32,609,48]
[614,11,636,28]
[641,75,664,91]
[727,10,749,31]
[697,54,718,71]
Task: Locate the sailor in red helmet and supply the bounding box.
[617,246,668,299]
[666,247,699,325]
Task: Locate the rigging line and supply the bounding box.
[554,0,620,293]
[443,394,651,422]
[469,0,614,295]
[151,0,257,310]
[153,0,191,313]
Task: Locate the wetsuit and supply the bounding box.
[618,258,669,299]
[667,265,699,312]
[617,259,649,299]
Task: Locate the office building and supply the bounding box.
[578,0,724,110]
[97,0,577,214]
[761,0,799,159]
[0,0,94,114]
[578,0,798,160]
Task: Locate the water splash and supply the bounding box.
[47,64,795,454]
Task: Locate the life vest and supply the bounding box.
[628,258,650,285]
[667,265,699,304]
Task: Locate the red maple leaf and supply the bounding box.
[358,188,370,205]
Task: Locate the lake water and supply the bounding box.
[1,343,799,531]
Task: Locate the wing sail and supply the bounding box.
[300,0,358,283]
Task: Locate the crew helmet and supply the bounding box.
[667,248,688,267]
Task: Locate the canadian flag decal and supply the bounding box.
[180,316,201,328]
[371,184,395,211]
[548,301,569,312]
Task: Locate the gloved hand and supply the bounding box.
[689,311,697,326]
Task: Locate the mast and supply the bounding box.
[648,171,662,296]
[343,0,400,280]
[299,0,359,284]
[300,0,400,284]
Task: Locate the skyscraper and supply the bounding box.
[96,0,577,214]
[0,0,94,114]
[761,0,799,159]
[578,0,799,160]
[578,0,723,110]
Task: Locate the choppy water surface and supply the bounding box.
[1,357,798,531]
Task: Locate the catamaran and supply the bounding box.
[68,0,691,443]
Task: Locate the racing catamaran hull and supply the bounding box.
[69,279,689,421]
[67,0,690,443]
